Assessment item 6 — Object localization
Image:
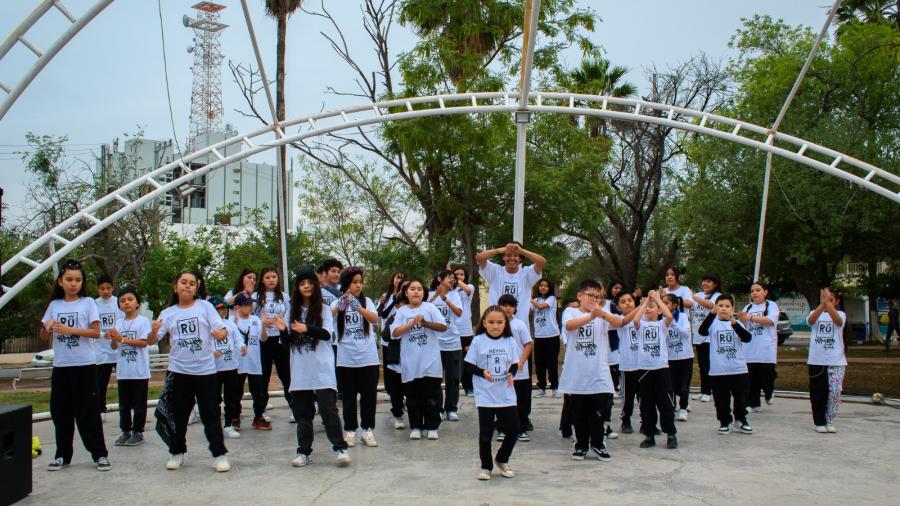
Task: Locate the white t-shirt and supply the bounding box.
[509,318,532,380]
[390,302,445,383]
[214,320,243,372]
[617,322,639,372]
[691,291,720,344]
[114,315,151,380]
[664,285,693,303]
[455,285,475,337]
[333,297,380,367]
[532,296,560,338]
[235,314,264,375]
[558,307,614,394]
[636,319,669,370]
[464,334,518,407]
[430,291,462,351]
[41,297,100,368]
[94,296,123,365]
[289,305,337,391]
[255,291,291,337]
[807,310,847,366]
[666,311,694,361]
[158,300,225,375]
[321,288,339,343]
[708,318,750,376]
[479,262,541,325]
[742,301,779,364]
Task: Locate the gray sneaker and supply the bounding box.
[114,432,131,446]
[125,432,145,446]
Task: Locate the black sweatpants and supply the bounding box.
[746,362,776,408]
[290,389,347,456]
[533,336,560,391]
[441,350,462,413]
[50,365,108,463]
[383,355,404,418]
[638,368,677,437]
[404,377,442,431]
[117,378,149,433]
[167,372,227,457]
[620,369,640,421]
[260,337,291,409]
[96,362,115,414]
[216,369,243,427]
[337,365,380,430]
[808,365,830,426]
[696,343,712,395]
[559,394,573,436]
[668,358,693,410]
[570,393,611,451]
[239,373,267,418]
[610,364,620,392]
[460,336,475,393]
[478,406,519,470]
[711,373,749,426]
[514,378,532,431]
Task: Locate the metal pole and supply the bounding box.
[513,122,527,242]
[512,0,541,242]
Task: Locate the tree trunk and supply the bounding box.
[276,13,289,284]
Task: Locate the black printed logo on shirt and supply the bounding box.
[749,311,764,336]
[575,324,597,357]
[629,327,639,352]
[668,329,683,353]
[437,305,451,326]
[535,308,547,328]
[815,321,835,349]
[175,317,203,353]
[487,349,508,382]
[55,312,80,349]
[642,327,661,358]
[344,312,365,341]
[120,330,138,362]
[502,281,518,299]
[216,337,234,362]
[716,330,737,359]
[100,312,116,331]
[404,317,427,347]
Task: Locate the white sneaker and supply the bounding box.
[262,412,272,423]
[534,389,546,398]
[344,431,356,447]
[393,416,406,430]
[214,455,231,472]
[700,394,711,402]
[825,423,837,433]
[166,453,184,470]
[766,397,775,406]
[751,406,763,413]
[361,429,378,447]
[686,405,692,412]
[409,429,422,440]
[447,411,460,421]
[291,453,311,467]
[187,409,199,425]
[676,409,688,422]
[552,390,560,398]
[224,426,241,439]
[440,412,446,421]
[335,449,351,465]
[427,430,439,440]
[289,414,296,423]
[613,391,621,399]
[815,425,828,433]
[691,393,702,400]
[477,469,492,480]
[495,461,514,478]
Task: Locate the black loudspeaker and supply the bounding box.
[0,404,32,506]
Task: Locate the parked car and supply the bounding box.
[777,311,793,345]
[31,344,160,368]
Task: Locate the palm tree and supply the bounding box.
[563,56,637,138]
[836,0,899,29]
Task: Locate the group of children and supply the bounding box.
[38,246,848,480]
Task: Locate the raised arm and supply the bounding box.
[476,246,504,269]
[653,291,674,326]
[517,245,547,274]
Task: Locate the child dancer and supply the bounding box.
[465,306,520,480]
[698,294,753,434]
[236,293,269,430]
[41,259,110,471]
[380,281,410,429]
[739,282,779,411]
[498,294,533,441]
[429,270,463,421]
[285,268,351,466]
[210,296,245,439]
[615,291,640,434]
[807,288,846,433]
[109,286,155,447]
[690,273,721,403]
[663,294,693,422]
[633,290,678,449]
[453,265,476,397]
[531,278,561,398]
[94,273,122,418]
[254,267,292,421]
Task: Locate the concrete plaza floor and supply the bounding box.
[23,392,900,505]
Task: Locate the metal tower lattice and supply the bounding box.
[184,2,228,146]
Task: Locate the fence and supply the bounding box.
[0,335,42,354]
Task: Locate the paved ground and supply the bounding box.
[21,393,900,505]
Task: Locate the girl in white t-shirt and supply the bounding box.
[253,267,292,422]
[662,266,694,312]
[531,278,561,397]
[614,291,640,435]
[633,291,678,449]
[224,268,257,309]
[109,286,156,447]
[465,306,521,480]
[391,280,448,440]
[738,281,779,412]
[806,288,847,434]
[430,270,463,421]
[40,259,109,471]
[453,265,477,396]
[689,272,721,402]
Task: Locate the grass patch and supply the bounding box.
[0,386,164,414]
[778,346,900,359]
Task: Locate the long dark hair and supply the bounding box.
[167,271,200,307]
[532,277,556,299]
[382,271,407,297]
[337,268,370,341]
[430,269,454,290]
[191,270,207,300]
[49,259,88,301]
[451,264,469,284]
[402,279,429,306]
[232,268,256,295]
[290,272,324,350]
[255,267,284,303]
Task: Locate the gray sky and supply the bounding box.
[0,1,832,226]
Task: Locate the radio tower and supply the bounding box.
[183,2,228,149]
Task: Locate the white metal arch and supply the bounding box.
[2,90,898,309]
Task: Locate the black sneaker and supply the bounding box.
[667,434,678,449]
[125,432,145,446]
[561,429,573,439]
[571,448,587,461]
[525,422,534,432]
[114,432,132,446]
[591,445,612,461]
[640,436,656,448]
[47,457,67,471]
[96,456,111,472]
[620,420,634,434]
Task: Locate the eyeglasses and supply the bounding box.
[583,294,602,301]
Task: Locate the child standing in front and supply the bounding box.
[806,288,846,434]
[40,259,110,471]
[739,282,779,411]
[531,278,561,398]
[498,294,533,441]
[633,290,678,449]
[254,267,292,421]
[465,306,520,480]
[109,286,155,447]
[615,291,640,434]
[210,296,245,439]
[235,293,268,430]
[94,273,122,418]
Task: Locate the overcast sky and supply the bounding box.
[0,1,832,226]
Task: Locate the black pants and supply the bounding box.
[50,365,108,462]
[478,406,519,470]
[441,350,462,413]
[696,343,712,395]
[533,336,560,390]
[570,393,611,451]
[239,373,267,418]
[610,364,620,392]
[460,336,475,393]
[668,358,693,410]
[808,365,831,426]
[620,369,640,421]
[260,337,291,409]
[216,369,243,427]
[711,373,749,425]
[337,365,380,430]
[559,394,572,436]
[290,389,347,455]
[638,368,677,437]
[514,378,532,431]
[383,355,405,418]
[167,372,227,457]
[96,362,115,413]
[117,378,149,433]
[746,362,777,408]
[404,377,442,430]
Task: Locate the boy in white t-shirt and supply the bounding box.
[498,294,533,442]
[94,273,122,417]
[476,242,546,326]
[211,297,246,439]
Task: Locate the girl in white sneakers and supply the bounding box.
[807,288,847,434]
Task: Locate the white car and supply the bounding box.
[31,344,160,368]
